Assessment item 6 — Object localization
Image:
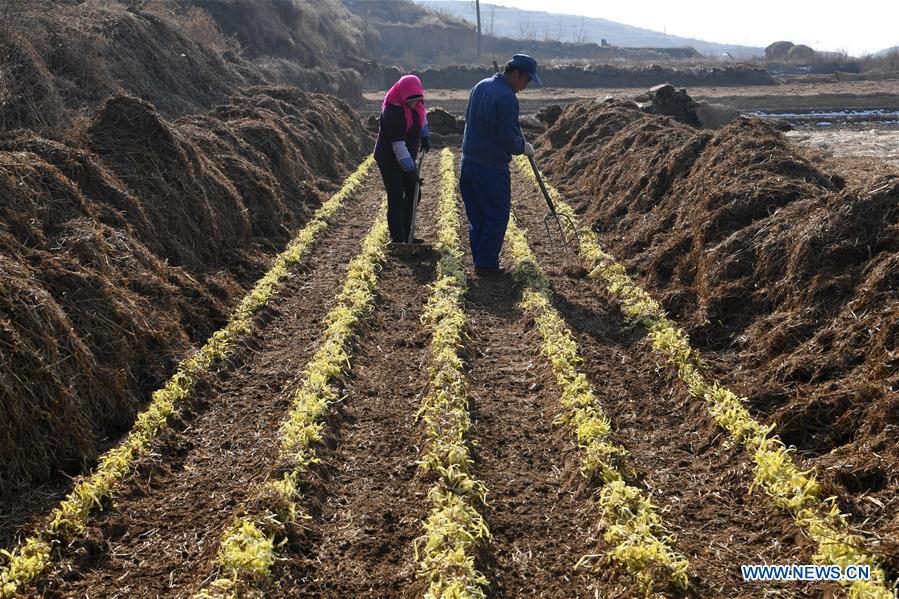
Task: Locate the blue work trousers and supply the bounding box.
[459,160,511,269]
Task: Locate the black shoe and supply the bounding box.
[411,237,425,244]
[474,266,506,276]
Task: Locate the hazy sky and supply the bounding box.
[486,0,899,55]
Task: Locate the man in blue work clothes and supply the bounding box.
[460,54,540,275]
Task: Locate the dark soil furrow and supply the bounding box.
[274,155,441,598]
[33,169,387,598]
[510,161,833,597]
[463,282,600,598]
[452,156,598,598]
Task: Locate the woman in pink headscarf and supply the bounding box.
[374,74,431,244]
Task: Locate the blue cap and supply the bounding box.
[509,54,542,86]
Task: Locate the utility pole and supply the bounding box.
[476,0,482,58]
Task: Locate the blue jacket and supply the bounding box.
[461,74,525,170]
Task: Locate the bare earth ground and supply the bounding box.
[453,158,599,598]
[364,78,899,115]
[5,139,895,597]
[277,156,441,599]
[789,128,899,167]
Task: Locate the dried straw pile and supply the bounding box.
[0,87,369,491]
[538,100,899,542]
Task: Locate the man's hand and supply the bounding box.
[421,136,431,153]
[523,141,536,157]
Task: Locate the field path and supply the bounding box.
[35,167,387,598]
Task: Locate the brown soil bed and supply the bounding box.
[443,152,596,597]
[511,163,831,597]
[535,101,898,581]
[271,158,440,599]
[6,138,895,597]
[29,166,385,597]
[461,270,599,597]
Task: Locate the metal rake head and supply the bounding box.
[543,210,578,255]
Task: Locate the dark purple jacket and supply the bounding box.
[374,103,423,167]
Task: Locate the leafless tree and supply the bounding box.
[517,18,536,41]
[541,20,564,42]
[429,3,452,19]
[888,48,899,70]
[485,4,496,37]
[572,17,589,45]
[554,20,564,43]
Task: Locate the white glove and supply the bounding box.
[523,141,535,157]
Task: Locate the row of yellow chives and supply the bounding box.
[413,148,490,598]
[194,204,390,598]
[505,213,689,596]
[0,157,375,599]
[515,155,896,599]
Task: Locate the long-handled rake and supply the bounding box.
[526,153,578,254]
[407,148,427,244]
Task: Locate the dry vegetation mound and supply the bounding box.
[0,0,263,134]
[0,87,369,491]
[538,100,899,510]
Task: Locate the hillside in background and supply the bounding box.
[344,0,478,68]
[345,0,741,68]
[188,0,368,69]
[417,0,763,58]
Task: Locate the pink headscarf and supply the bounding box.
[382,74,428,132]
